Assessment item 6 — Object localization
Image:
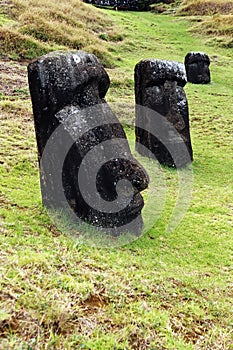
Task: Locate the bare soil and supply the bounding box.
[0,59,29,98]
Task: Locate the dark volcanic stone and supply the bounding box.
[185,52,211,84]
[28,51,148,235]
[84,0,150,11]
[135,59,193,168]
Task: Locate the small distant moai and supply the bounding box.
[185,52,211,84]
[28,51,148,235]
[135,59,193,168]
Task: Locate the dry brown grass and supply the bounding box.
[178,0,233,47]
[0,0,122,66]
[197,14,233,36]
[179,0,233,15]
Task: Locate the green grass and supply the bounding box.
[0,3,233,350]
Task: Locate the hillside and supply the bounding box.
[0,0,121,66]
[178,0,233,47]
[0,0,233,349]
[179,0,233,14]
[0,0,233,64]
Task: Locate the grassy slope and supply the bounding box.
[178,0,233,47]
[179,0,233,15]
[1,2,233,350]
[0,0,122,66]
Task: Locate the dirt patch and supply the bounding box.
[81,293,108,315]
[0,60,29,98]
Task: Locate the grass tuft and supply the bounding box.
[178,0,233,48]
[0,0,123,66]
[179,0,233,15]
[0,27,63,60]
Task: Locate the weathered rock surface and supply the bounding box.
[135,59,193,168]
[84,0,150,11]
[185,52,211,84]
[28,51,148,235]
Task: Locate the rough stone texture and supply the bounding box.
[135,59,193,168]
[28,51,148,235]
[84,0,150,11]
[185,52,211,84]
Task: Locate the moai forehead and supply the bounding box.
[185,52,210,65]
[28,50,110,113]
[28,51,111,154]
[135,59,187,87]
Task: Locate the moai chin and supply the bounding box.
[185,52,211,84]
[135,59,193,168]
[28,51,148,236]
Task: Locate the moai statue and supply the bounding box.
[28,51,148,235]
[135,59,193,168]
[185,52,211,84]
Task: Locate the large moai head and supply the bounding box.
[135,59,193,168]
[28,51,148,236]
[28,51,110,156]
[185,52,211,84]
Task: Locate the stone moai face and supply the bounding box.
[28,51,148,236]
[135,59,193,168]
[185,52,211,84]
